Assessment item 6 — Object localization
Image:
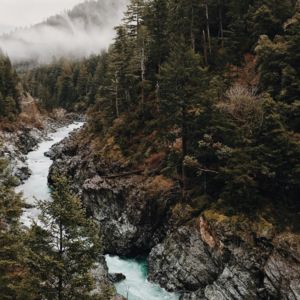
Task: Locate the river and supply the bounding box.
[16,122,180,300]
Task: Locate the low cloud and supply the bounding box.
[0,0,128,64]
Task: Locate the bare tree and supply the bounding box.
[217,84,264,135]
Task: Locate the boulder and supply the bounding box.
[148,225,219,292]
[108,273,126,283]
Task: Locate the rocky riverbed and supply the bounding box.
[48,127,300,300]
[0,114,83,185]
[9,119,126,300]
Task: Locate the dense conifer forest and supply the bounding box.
[24,0,300,211]
[1,0,300,299]
[0,53,20,119]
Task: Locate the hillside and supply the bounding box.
[0,0,127,65]
[0,0,300,299]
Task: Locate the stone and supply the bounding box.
[108,273,126,283]
[48,126,300,300]
[148,225,219,292]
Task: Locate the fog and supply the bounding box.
[0,0,128,64]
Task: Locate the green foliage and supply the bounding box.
[256,15,300,104]
[0,158,33,299]
[81,0,300,212]
[24,55,106,111]
[19,0,300,213]
[0,53,20,119]
[24,175,102,299]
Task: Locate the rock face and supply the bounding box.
[0,114,83,185]
[149,212,300,300]
[108,273,126,283]
[263,234,300,300]
[49,131,178,256]
[49,130,300,300]
[90,255,123,299]
[0,126,44,184]
[82,175,176,255]
[148,226,219,292]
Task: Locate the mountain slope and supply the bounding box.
[0,0,128,64]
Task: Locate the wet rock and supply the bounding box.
[148,225,219,292]
[0,131,33,184]
[108,273,126,283]
[180,289,206,300]
[14,164,32,182]
[82,175,174,256]
[203,266,258,300]
[16,127,44,154]
[48,129,300,300]
[90,255,117,298]
[264,233,300,300]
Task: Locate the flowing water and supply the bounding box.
[16,122,84,226]
[17,122,179,300]
[106,255,180,300]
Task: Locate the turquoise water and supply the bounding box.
[16,122,84,225]
[106,255,180,300]
[16,122,178,300]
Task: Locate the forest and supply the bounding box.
[1,0,300,299]
[24,0,300,210]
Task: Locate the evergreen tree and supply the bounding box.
[0,158,33,299]
[159,38,207,199]
[144,0,169,75]
[0,53,20,119]
[77,64,89,98]
[57,62,75,108]
[25,175,102,300]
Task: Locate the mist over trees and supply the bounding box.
[0,0,128,65]
[18,0,300,211]
[0,0,300,298]
[81,0,299,210]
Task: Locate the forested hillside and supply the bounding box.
[24,55,106,110]
[0,53,20,120]
[0,0,126,65]
[27,0,300,211]
[1,0,300,299]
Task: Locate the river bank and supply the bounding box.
[0,112,83,186]
[48,126,300,300]
[15,121,84,225]
[12,118,179,300]
[12,120,120,299]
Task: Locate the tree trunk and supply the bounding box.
[202,30,208,66]
[141,43,145,113]
[205,1,212,55]
[115,71,119,117]
[155,81,160,113]
[218,0,224,49]
[58,219,63,300]
[191,6,195,51]
[181,105,188,201]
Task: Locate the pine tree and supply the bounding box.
[0,53,20,118]
[123,0,146,37]
[57,61,75,108]
[77,64,89,98]
[0,158,32,299]
[25,175,102,300]
[144,0,169,74]
[159,37,207,199]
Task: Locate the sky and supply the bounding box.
[0,0,84,33]
[0,0,127,63]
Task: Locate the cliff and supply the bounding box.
[48,128,300,300]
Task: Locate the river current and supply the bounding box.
[16,122,179,300]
